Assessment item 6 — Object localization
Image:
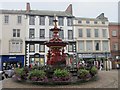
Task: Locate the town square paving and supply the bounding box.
[1,70,119,89]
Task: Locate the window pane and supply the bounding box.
[17,29,20,37]
[29,44,35,52]
[29,28,35,39]
[49,30,53,38]
[78,41,84,51]
[102,29,107,38]
[102,41,108,51]
[4,15,9,23]
[67,18,73,26]
[113,43,118,51]
[68,44,73,52]
[39,16,45,25]
[17,16,22,24]
[78,29,82,37]
[49,17,54,25]
[94,29,99,37]
[39,44,45,52]
[87,29,91,37]
[68,30,73,39]
[29,16,35,25]
[40,29,45,39]
[86,41,92,51]
[13,29,16,37]
[59,30,64,39]
[112,30,117,36]
[58,17,64,26]
[9,41,22,53]
[95,41,100,51]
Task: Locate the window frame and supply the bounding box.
[29,44,35,52]
[68,30,73,39]
[39,44,45,52]
[29,16,35,25]
[86,29,91,37]
[67,18,73,26]
[29,28,35,39]
[4,15,9,24]
[58,17,64,26]
[40,29,45,39]
[94,29,99,37]
[78,29,83,37]
[49,16,54,26]
[17,15,22,24]
[9,40,23,53]
[39,16,45,25]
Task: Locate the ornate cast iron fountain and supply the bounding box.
[45,16,68,67]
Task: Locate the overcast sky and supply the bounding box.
[0,0,119,22]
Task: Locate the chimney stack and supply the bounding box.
[26,3,30,12]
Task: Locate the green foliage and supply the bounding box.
[77,69,89,79]
[90,66,98,76]
[28,70,46,79]
[14,68,25,76]
[54,69,70,77]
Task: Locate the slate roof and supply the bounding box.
[0,10,74,17]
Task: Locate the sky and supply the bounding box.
[0,0,119,22]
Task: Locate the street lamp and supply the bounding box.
[105,50,108,71]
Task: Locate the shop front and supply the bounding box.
[1,55,24,70]
[77,53,111,69]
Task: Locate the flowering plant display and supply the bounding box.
[13,68,27,81]
[52,69,71,82]
[77,69,91,80]
[90,66,98,77]
[28,70,48,82]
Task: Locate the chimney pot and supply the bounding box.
[26,3,30,12]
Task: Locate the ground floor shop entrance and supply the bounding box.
[0,55,24,70]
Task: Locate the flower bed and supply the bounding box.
[12,65,98,85]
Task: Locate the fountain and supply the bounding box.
[45,15,68,67]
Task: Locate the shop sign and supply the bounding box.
[9,57,16,59]
[78,54,94,58]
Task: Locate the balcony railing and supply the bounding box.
[25,37,77,42]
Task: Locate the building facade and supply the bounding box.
[74,13,111,65]
[0,10,26,70]
[109,22,120,59]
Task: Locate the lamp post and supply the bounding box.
[105,51,108,71]
[73,44,77,68]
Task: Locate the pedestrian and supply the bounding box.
[99,64,102,70]
[116,64,119,69]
